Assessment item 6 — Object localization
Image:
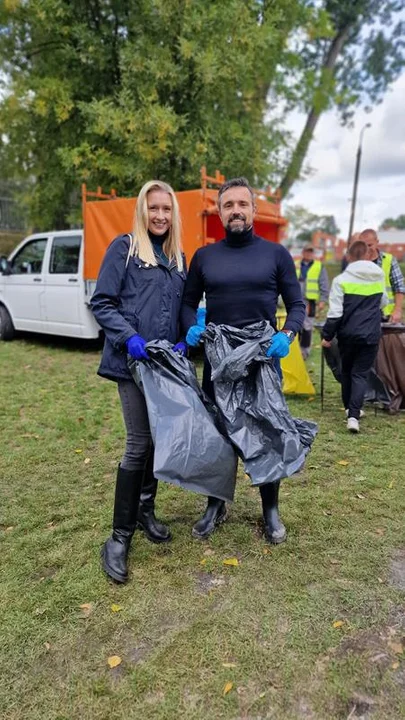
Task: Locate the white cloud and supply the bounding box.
[283,72,405,237]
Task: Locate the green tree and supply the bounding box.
[285,204,340,244]
[0,0,305,228]
[276,0,405,197]
[380,215,405,230]
[0,0,132,228]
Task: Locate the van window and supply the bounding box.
[11,238,47,274]
[49,235,81,274]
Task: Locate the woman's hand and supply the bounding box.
[173,342,187,356]
[126,334,149,360]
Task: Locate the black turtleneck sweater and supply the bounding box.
[148,229,170,266]
[180,228,305,335]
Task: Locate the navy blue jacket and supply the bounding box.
[91,234,186,381]
[181,231,305,335]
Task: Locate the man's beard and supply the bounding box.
[225,214,250,234]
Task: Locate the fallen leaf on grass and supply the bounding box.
[332,620,344,628]
[337,460,349,466]
[84,457,91,465]
[200,559,207,565]
[307,397,315,402]
[223,682,233,695]
[375,528,385,536]
[44,642,51,651]
[391,662,400,670]
[263,548,272,555]
[323,510,332,516]
[203,549,215,557]
[75,449,83,454]
[329,559,340,565]
[79,603,93,618]
[107,655,122,669]
[388,480,394,489]
[223,558,239,567]
[355,493,366,500]
[111,604,123,613]
[222,662,236,668]
[388,641,403,655]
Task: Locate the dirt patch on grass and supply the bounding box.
[194,571,227,595]
[31,565,60,581]
[389,548,405,591]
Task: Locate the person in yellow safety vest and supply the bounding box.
[359,229,405,323]
[295,244,329,359]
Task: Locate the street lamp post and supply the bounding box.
[347,122,371,242]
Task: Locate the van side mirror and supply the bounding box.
[0,256,12,275]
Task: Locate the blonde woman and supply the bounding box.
[91,180,186,583]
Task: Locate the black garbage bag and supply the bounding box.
[128,341,237,502]
[203,321,318,485]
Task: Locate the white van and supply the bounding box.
[0,230,100,340]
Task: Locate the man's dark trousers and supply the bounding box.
[338,341,379,419]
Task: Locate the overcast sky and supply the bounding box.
[282,70,405,240]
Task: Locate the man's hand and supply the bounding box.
[321,338,332,348]
[186,325,204,347]
[173,341,187,356]
[126,334,149,360]
[390,308,402,324]
[266,332,291,359]
[317,301,325,314]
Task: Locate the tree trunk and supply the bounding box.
[277,24,352,199]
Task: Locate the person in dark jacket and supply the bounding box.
[180,177,306,545]
[321,240,387,433]
[91,180,186,583]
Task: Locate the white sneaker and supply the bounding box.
[345,409,365,418]
[347,417,359,433]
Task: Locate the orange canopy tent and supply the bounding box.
[82,168,287,281]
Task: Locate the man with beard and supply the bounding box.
[180,177,306,544]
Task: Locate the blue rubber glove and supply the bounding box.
[173,341,187,356]
[126,334,149,360]
[266,331,291,359]
[196,307,207,327]
[186,325,204,347]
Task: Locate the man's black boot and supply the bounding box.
[137,453,172,544]
[192,496,227,540]
[259,481,287,545]
[101,464,144,583]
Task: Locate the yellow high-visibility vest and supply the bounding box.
[296,260,322,301]
[381,253,395,317]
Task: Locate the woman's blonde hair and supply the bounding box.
[129,180,183,271]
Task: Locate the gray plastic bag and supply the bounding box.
[203,321,318,485]
[128,341,237,502]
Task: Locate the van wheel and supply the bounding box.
[0,305,15,340]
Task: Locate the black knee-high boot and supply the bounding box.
[137,452,172,543]
[192,496,227,540]
[101,464,144,583]
[259,481,287,544]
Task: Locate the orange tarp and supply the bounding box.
[83,187,287,281]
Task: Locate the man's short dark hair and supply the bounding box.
[218,177,254,207]
[348,240,368,262]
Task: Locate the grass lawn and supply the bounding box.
[1,333,405,720]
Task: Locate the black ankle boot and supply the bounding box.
[192,496,227,540]
[137,452,172,543]
[259,481,287,545]
[101,465,144,583]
